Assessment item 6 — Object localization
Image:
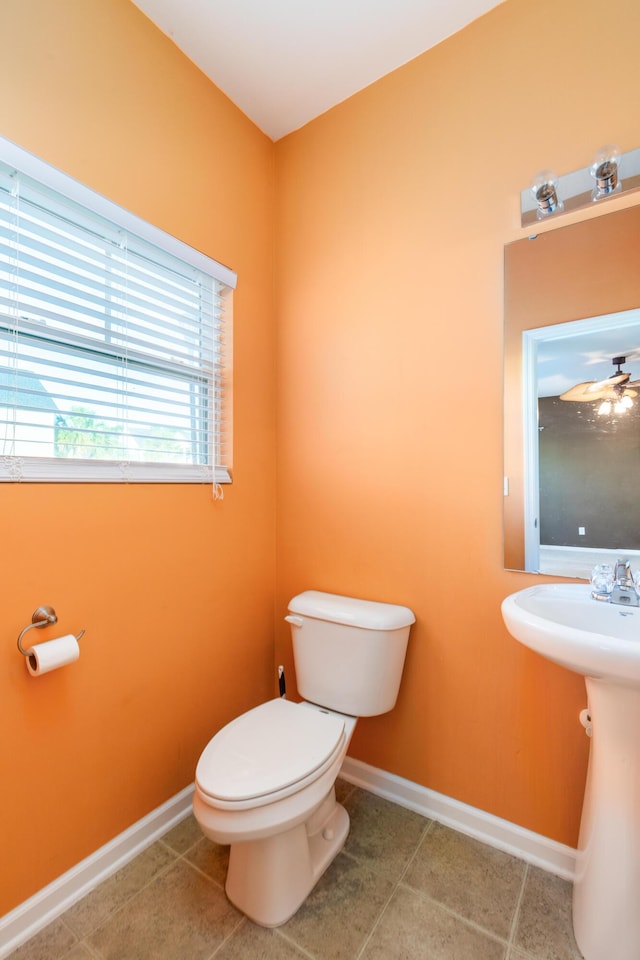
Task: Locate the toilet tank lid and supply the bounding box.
[288,591,415,630]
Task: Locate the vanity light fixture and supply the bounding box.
[530,170,563,219]
[520,145,640,227]
[590,145,622,200]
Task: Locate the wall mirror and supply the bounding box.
[504,204,640,577]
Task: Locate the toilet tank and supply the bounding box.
[287,591,415,717]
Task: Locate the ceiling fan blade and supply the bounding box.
[559,382,610,401]
[584,372,630,393]
[623,388,638,398]
[559,372,631,401]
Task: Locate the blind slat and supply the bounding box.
[0,137,235,482]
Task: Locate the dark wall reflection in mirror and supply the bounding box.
[504,205,640,578]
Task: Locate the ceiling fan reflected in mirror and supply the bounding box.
[559,355,640,415]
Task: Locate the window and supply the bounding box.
[0,137,236,484]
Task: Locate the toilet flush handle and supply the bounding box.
[285,615,304,627]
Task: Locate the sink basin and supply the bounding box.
[502,581,640,960]
[501,582,640,685]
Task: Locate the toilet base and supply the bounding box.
[225,788,350,927]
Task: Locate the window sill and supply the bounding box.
[0,458,231,484]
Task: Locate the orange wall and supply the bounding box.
[275,0,640,849]
[0,0,275,914]
[4,0,640,921]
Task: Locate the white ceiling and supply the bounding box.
[130,0,505,140]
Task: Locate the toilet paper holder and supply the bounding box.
[17,605,85,657]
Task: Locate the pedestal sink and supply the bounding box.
[502,582,640,960]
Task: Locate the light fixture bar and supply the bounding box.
[520,146,640,228]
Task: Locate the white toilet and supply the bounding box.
[193,590,415,927]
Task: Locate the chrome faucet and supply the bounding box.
[610,559,640,607]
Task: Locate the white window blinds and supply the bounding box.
[0,137,236,483]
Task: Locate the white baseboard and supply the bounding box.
[0,784,194,959]
[340,756,577,881]
[1,762,577,957]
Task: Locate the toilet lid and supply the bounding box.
[196,699,346,802]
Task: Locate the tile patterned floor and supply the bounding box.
[7,780,584,960]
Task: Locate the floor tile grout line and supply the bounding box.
[176,850,227,891]
[290,804,425,960]
[162,829,232,892]
[64,846,197,946]
[58,851,180,945]
[314,806,435,959]
[393,818,530,951]
[506,946,542,960]
[73,854,239,960]
[395,880,512,950]
[276,926,323,960]
[157,836,191,858]
[506,862,529,949]
[352,872,405,960]
[53,841,184,955]
[62,829,230,954]
[73,938,104,959]
[206,913,247,959]
[59,915,83,951]
[396,817,435,885]
[350,819,436,960]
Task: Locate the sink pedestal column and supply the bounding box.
[573,678,640,960]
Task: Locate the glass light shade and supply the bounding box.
[622,395,634,409]
[530,170,563,218]
[590,145,622,200]
[614,400,626,413]
[598,400,612,415]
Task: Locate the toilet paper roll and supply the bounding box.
[26,634,80,677]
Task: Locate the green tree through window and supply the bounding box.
[54,408,122,459]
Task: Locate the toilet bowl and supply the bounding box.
[194,698,357,926]
[193,590,415,927]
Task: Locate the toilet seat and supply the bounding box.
[195,698,346,810]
